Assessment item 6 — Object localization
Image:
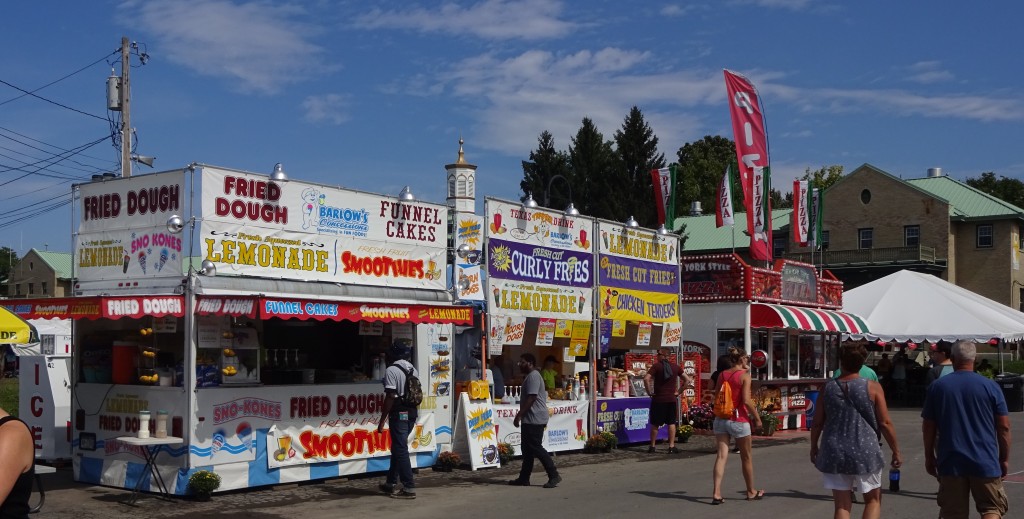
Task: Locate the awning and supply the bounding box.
[2,296,184,320]
[751,303,870,334]
[197,295,473,325]
[0,306,34,344]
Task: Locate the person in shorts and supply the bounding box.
[710,347,763,504]
[811,343,902,519]
[923,340,1010,519]
[644,348,690,453]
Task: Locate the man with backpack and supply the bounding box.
[377,339,422,499]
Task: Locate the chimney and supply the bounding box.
[690,201,703,216]
[927,167,943,178]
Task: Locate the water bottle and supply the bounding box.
[888,468,900,492]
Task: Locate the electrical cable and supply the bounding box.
[0,50,118,108]
[0,135,109,188]
[0,126,113,168]
[0,78,106,121]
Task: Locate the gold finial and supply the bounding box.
[456,136,467,165]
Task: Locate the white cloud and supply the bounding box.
[302,94,351,125]
[730,0,815,10]
[354,0,575,40]
[905,61,955,84]
[121,0,331,95]
[660,4,696,17]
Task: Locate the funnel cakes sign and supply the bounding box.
[199,166,446,289]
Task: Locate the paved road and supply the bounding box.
[36,408,1023,519]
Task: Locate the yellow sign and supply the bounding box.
[555,319,573,338]
[598,286,679,322]
[0,307,32,344]
[568,320,591,357]
[612,319,626,337]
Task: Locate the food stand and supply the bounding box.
[679,253,871,430]
[483,198,594,454]
[592,220,685,444]
[21,164,473,494]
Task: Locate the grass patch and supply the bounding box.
[1001,360,1024,376]
[0,378,18,417]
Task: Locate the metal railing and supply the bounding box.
[784,245,941,266]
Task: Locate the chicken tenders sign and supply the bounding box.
[200,167,446,289]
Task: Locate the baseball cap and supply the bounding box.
[390,338,413,358]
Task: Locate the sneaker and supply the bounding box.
[379,483,397,496]
[391,489,416,499]
[508,479,530,486]
[647,446,656,453]
[667,447,680,454]
[732,447,741,454]
[543,475,562,488]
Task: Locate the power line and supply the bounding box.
[0,126,114,170]
[0,78,107,120]
[0,50,118,109]
[0,135,109,188]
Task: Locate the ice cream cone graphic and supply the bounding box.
[137,251,147,274]
[236,422,253,452]
[211,430,226,455]
[155,248,168,272]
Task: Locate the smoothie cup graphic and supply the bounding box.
[492,287,500,306]
[578,295,585,314]
[411,423,424,449]
[602,231,608,248]
[122,253,130,273]
[576,419,584,439]
[578,229,588,247]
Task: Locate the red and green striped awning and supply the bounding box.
[750,303,870,334]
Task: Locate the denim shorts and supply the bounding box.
[712,418,751,439]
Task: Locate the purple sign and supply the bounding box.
[598,254,679,294]
[488,238,593,288]
[594,397,668,444]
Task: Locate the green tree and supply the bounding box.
[0,246,16,295]
[568,118,617,217]
[965,172,1024,209]
[613,106,666,227]
[674,135,739,220]
[520,131,571,207]
[800,165,844,191]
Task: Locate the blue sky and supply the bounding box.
[2,0,1022,256]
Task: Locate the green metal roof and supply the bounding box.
[907,175,1024,220]
[33,249,74,279]
[674,209,792,251]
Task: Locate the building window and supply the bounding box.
[42,281,48,295]
[773,235,786,259]
[858,228,873,249]
[28,283,34,295]
[448,175,456,197]
[456,175,468,197]
[904,225,920,247]
[860,189,871,204]
[15,284,20,296]
[977,224,994,248]
[821,230,830,250]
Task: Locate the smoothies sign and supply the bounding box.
[485,198,595,320]
[454,214,485,301]
[200,167,446,289]
[76,170,186,283]
[597,221,681,323]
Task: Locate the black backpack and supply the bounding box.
[398,364,423,408]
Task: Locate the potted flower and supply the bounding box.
[676,423,694,443]
[497,442,515,465]
[600,430,618,450]
[188,470,221,501]
[758,409,780,436]
[435,450,461,471]
[584,433,609,453]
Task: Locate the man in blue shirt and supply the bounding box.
[922,341,1011,519]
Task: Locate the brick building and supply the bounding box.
[6,249,73,298]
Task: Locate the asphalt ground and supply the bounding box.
[34,408,1024,519]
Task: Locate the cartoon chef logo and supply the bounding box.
[300,187,321,230]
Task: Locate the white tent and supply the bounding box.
[843,270,1024,343]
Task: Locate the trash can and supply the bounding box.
[995,373,1024,412]
[804,390,820,430]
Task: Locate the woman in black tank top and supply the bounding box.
[0,408,34,519]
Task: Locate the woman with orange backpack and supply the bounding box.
[710,347,764,505]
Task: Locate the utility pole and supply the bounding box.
[120,36,131,178]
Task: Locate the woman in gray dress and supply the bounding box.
[810,343,902,519]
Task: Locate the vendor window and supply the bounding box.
[771,331,787,379]
[717,329,744,359]
[798,334,823,378]
[977,224,993,248]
